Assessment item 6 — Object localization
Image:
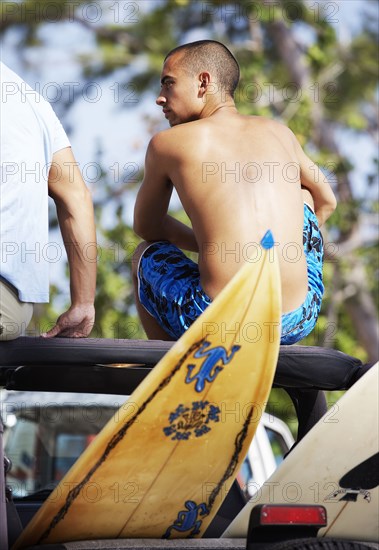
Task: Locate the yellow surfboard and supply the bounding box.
[15,230,281,547]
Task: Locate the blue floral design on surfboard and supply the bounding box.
[185,341,241,392]
[163,500,209,539]
[163,401,221,440]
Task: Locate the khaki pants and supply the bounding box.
[0,279,33,341]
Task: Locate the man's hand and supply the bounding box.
[41,304,95,338]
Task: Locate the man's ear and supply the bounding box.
[198,71,211,97]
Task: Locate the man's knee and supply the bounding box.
[132,241,150,278]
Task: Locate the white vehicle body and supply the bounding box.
[1,390,294,502]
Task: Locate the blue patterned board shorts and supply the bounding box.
[138,203,324,343]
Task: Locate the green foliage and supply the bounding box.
[92,174,144,339]
[93,230,143,339]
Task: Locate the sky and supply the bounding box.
[1,0,378,307]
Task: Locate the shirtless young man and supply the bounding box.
[132,40,336,342]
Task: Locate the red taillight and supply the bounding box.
[259,505,327,526]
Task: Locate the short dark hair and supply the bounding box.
[165,40,240,98]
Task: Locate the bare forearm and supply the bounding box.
[57,189,97,306]
[44,147,96,338]
[293,132,337,226]
[300,165,337,226]
[135,214,198,252]
[162,215,198,252]
[307,186,337,226]
[301,184,336,226]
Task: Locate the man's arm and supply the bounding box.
[133,135,198,252]
[291,133,337,226]
[42,147,96,338]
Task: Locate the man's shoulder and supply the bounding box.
[149,122,208,152]
[249,115,292,134]
[154,119,207,137]
[148,128,175,155]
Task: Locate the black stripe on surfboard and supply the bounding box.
[40,237,279,542]
[159,247,279,538]
[206,251,278,514]
[113,238,275,537]
[115,248,272,537]
[38,338,205,543]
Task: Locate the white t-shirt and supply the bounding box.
[0,62,70,302]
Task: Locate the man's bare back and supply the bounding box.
[147,112,313,312]
[133,40,336,340]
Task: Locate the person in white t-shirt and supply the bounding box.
[0,62,96,340]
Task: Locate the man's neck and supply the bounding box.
[199,98,238,120]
